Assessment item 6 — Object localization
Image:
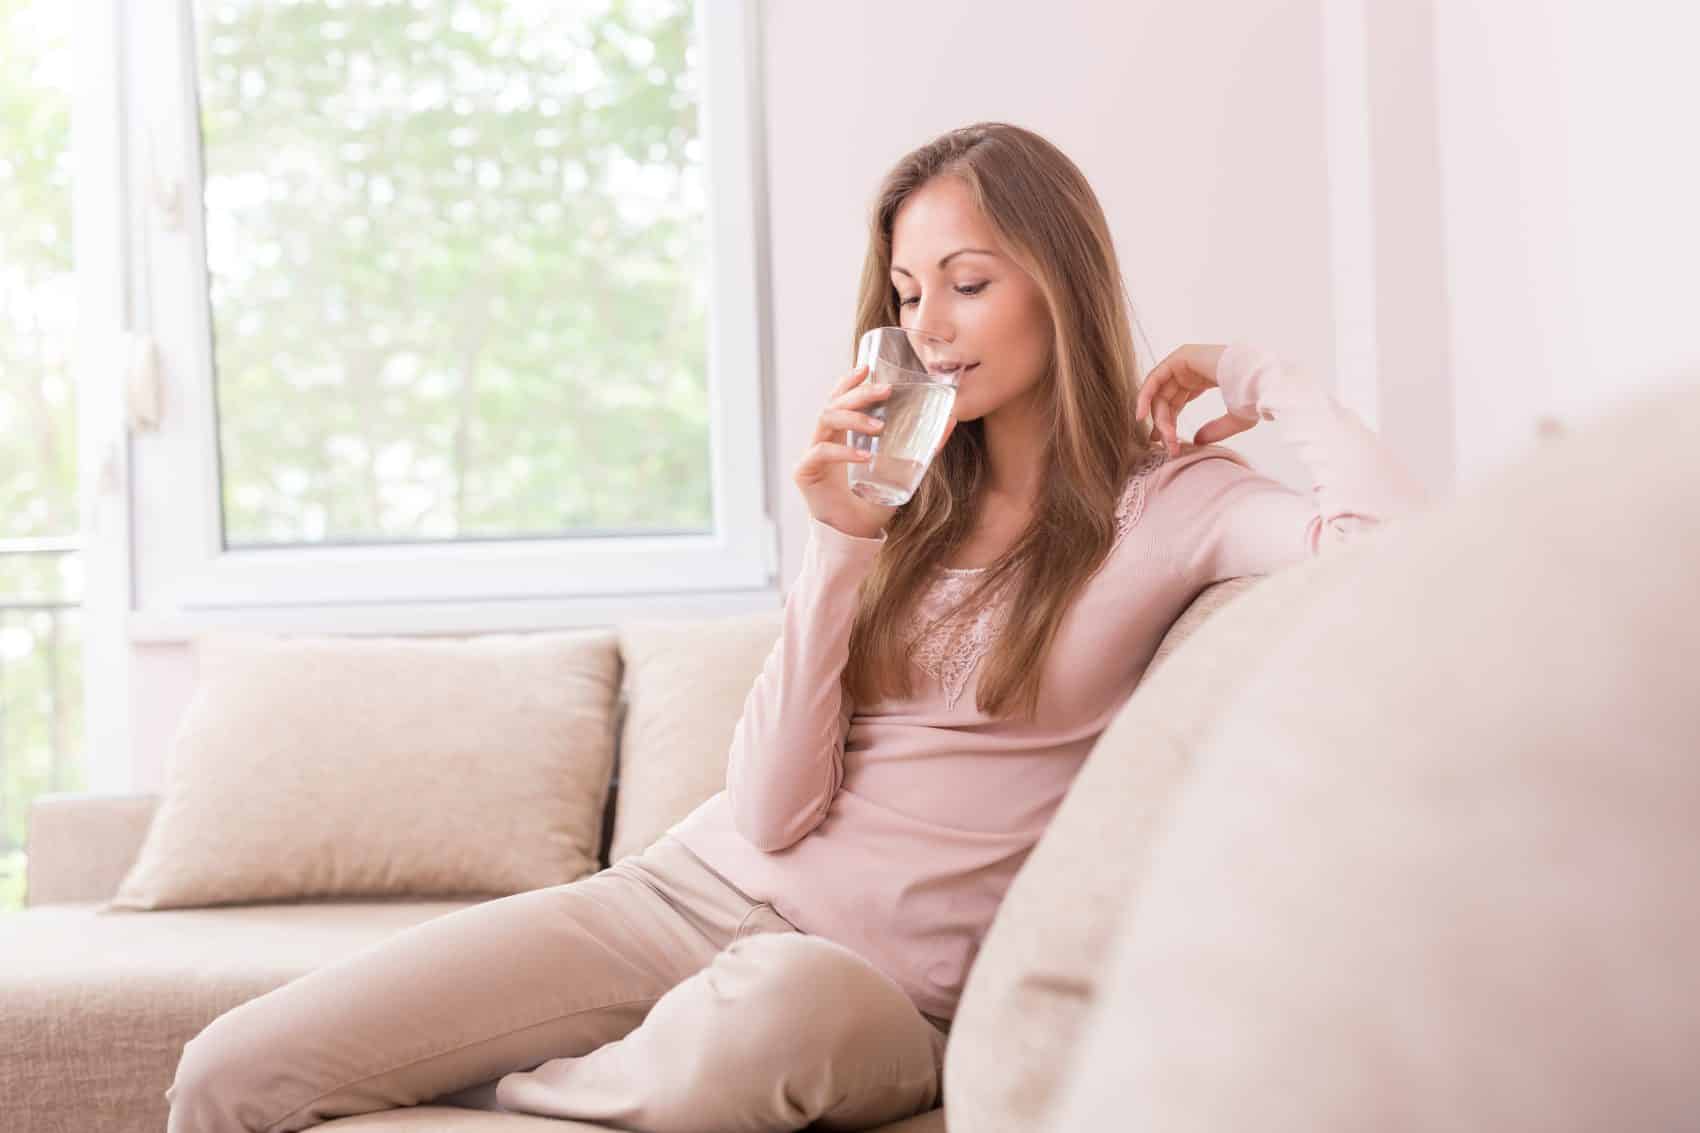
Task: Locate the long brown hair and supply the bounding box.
[841,122,1161,722]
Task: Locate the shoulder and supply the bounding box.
[1116,442,1254,537]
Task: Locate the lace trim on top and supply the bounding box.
[909,445,1170,711]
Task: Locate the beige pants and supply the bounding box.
[165,835,948,1133]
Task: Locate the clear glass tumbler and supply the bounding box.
[846,326,966,507]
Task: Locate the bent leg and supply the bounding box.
[165,837,748,1133]
[496,928,947,1133]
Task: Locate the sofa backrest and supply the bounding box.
[31,569,1270,909]
[597,571,1278,872]
[945,543,1392,1132]
[1047,375,1700,1132]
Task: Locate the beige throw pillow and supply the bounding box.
[609,609,784,863]
[1051,380,1700,1131]
[108,630,621,910]
[947,542,1390,1133]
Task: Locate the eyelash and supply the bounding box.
[897,282,987,308]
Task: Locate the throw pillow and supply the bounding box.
[108,629,621,910]
[609,609,784,863]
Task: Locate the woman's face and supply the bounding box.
[889,176,1053,424]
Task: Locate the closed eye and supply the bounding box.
[897,282,988,307]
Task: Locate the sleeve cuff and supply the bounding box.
[1216,341,1279,421]
[807,514,888,559]
[1217,342,1326,423]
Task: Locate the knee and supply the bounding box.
[712,934,927,1060]
[165,1005,280,1132]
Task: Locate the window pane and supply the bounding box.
[194,0,714,549]
[0,0,86,913]
[0,0,78,536]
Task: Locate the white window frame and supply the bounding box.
[69,0,134,791]
[120,0,779,641]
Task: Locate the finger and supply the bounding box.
[820,407,886,435]
[830,382,893,412]
[1192,413,1255,446]
[831,363,871,397]
[1157,390,1182,451]
[815,383,891,442]
[1136,363,1168,425]
[797,441,874,475]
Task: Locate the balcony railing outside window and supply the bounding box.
[0,538,84,912]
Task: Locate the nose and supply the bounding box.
[906,296,954,352]
[906,323,959,375]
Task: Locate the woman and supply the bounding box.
[165,122,1427,1133]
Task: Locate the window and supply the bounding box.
[197,1,715,547]
[1,0,86,911]
[0,0,770,880]
[127,0,775,634]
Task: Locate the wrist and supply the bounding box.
[1217,342,1324,422]
[809,513,888,546]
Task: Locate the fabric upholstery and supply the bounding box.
[1050,380,1700,1130]
[26,792,159,906]
[0,899,480,1133]
[313,1102,947,1131]
[946,541,1388,1132]
[609,609,783,863]
[109,630,622,909]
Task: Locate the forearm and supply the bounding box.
[725,515,882,851]
[1217,342,1432,542]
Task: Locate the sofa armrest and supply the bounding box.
[1147,577,1264,680]
[25,792,160,908]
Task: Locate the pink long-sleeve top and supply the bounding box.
[668,342,1430,1022]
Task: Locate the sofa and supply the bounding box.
[6,375,1697,1133]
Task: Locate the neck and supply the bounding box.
[978,390,1048,509]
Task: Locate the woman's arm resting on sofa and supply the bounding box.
[1149,343,1433,583]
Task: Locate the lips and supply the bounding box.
[928,361,978,377]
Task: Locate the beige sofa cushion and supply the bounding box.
[1051,382,1700,1130]
[1,899,478,1133]
[609,609,783,863]
[27,793,161,906]
[110,630,621,910]
[947,543,1390,1133]
[3,895,946,1133]
[319,1104,945,1132]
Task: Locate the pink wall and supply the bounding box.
[133,3,1700,790]
[131,1,1362,789]
[761,0,1355,585]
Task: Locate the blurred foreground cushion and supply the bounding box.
[1051,377,1700,1131]
[947,537,1388,1132]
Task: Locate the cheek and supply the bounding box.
[988,289,1050,364]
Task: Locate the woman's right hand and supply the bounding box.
[792,363,899,540]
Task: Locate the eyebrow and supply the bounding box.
[890,248,999,277]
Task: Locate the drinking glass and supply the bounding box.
[846,326,966,507]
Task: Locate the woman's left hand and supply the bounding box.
[1136,343,1256,456]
